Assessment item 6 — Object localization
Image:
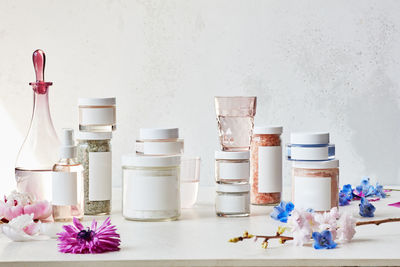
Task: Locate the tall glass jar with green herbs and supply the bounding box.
[77,132,112,215]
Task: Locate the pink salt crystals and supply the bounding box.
[250,126,283,205]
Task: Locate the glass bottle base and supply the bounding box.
[216,212,250,217]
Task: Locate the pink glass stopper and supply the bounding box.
[33,49,46,82]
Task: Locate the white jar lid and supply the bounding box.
[78,97,116,106]
[122,154,180,167]
[215,151,250,160]
[290,132,329,145]
[140,128,179,140]
[216,183,250,193]
[254,126,283,134]
[77,131,112,140]
[292,159,339,169]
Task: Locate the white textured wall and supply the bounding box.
[0,0,400,195]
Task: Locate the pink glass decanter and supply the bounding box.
[15,49,60,202]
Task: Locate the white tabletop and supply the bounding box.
[0,187,400,267]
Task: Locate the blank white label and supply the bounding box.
[81,108,115,125]
[52,172,78,206]
[216,194,249,213]
[294,176,331,211]
[89,152,112,201]
[258,146,282,193]
[123,170,179,211]
[219,162,250,180]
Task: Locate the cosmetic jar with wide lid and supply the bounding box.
[287,132,335,161]
[78,97,116,132]
[122,155,181,221]
[136,128,184,156]
[215,151,250,184]
[215,183,250,217]
[292,159,339,212]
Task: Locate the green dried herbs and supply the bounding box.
[77,139,111,215]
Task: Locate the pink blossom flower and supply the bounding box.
[337,212,356,242]
[1,214,45,242]
[57,217,120,254]
[314,208,339,240]
[0,191,51,222]
[288,210,319,246]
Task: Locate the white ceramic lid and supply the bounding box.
[122,154,180,167]
[78,97,116,106]
[290,132,329,145]
[292,159,339,169]
[216,183,250,193]
[140,128,179,140]
[77,131,112,140]
[254,126,283,134]
[215,151,250,160]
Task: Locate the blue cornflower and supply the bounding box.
[270,201,294,223]
[359,197,376,217]
[355,177,375,197]
[339,184,353,206]
[374,183,386,198]
[312,230,337,250]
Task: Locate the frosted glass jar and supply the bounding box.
[135,128,184,156]
[287,132,335,161]
[216,183,250,217]
[122,155,181,221]
[215,151,250,184]
[78,97,116,132]
[292,160,339,212]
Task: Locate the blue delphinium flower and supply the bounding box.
[270,201,294,223]
[312,230,337,249]
[355,177,375,197]
[339,184,353,206]
[359,197,376,217]
[374,183,386,198]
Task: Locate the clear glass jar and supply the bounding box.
[215,151,249,184]
[214,96,256,151]
[216,183,250,217]
[250,126,283,206]
[292,160,339,212]
[135,128,184,156]
[122,155,181,221]
[77,132,112,215]
[180,156,201,209]
[78,97,116,132]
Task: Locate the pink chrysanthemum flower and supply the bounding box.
[57,217,120,254]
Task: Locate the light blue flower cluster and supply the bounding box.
[312,230,337,249]
[355,177,386,198]
[270,201,294,223]
[359,197,376,217]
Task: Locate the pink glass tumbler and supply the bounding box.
[214,96,257,151]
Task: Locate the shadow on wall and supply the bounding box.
[346,71,400,185]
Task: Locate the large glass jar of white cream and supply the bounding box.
[122,155,181,221]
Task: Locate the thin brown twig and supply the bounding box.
[356,218,400,226]
[255,235,293,241]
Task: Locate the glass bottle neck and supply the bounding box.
[57,158,79,165]
[32,90,52,123]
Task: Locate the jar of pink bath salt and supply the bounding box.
[292,160,339,212]
[250,126,283,205]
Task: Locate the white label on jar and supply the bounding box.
[142,141,183,155]
[123,169,179,212]
[216,193,249,213]
[219,162,249,180]
[52,172,78,206]
[81,107,115,125]
[89,152,112,201]
[291,146,329,160]
[294,176,331,211]
[258,146,282,193]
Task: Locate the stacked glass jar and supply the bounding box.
[122,128,200,221]
[214,96,256,217]
[287,132,339,212]
[76,97,116,215]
